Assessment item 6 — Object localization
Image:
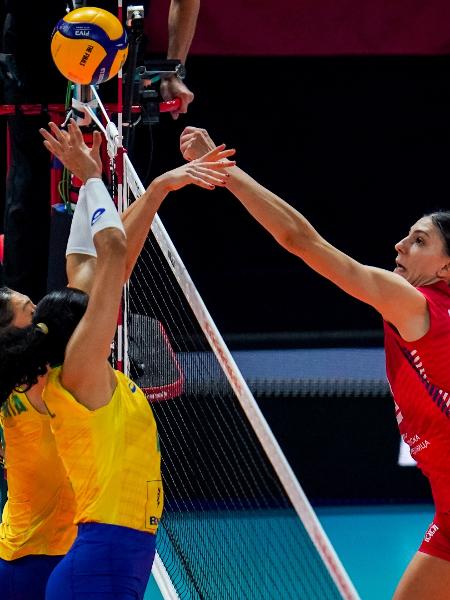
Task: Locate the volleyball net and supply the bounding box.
[122,155,360,600]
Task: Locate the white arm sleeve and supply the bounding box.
[65,185,97,258]
[84,178,125,238]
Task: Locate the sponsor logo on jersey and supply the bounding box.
[91,208,105,225]
[424,523,439,543]
[129,382,136,393]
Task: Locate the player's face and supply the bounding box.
[10,291,36,328]
[394,216,450,286]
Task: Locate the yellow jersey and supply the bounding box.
[43,367,163,534]
[0,391,77,560]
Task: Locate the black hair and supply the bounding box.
[0,287,88,406]
[0,287,14,329]
[429,210,450,256]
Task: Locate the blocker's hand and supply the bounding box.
[155,145,236,192]
[180,126,217,161]
[39,118,103,183]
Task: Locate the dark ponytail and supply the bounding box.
[0,287,88,407]
[0,323,50,406]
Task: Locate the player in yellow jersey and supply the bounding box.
[0,121,234,599]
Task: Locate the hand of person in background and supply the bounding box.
[39,119,103,183]
[180,126,217,160]
[160,76,194,120]
[153,145,235,192]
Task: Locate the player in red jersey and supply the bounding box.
[180,126,450,600]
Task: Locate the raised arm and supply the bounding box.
[61,178,127,409]
[40,120,235,289]
[179,126,429,341]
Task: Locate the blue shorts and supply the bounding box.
[45,523,156,600]
[0,554,63,600]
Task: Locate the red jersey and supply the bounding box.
[384,281,450,512]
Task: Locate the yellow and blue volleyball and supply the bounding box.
[51,7,128,85]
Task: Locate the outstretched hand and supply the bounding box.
[39,118,103,183]
[156,145,236,192]
[180,126,217,161]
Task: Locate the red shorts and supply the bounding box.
[419,512,450,562]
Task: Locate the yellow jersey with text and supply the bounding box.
[43,367,163,534]
[0,391,77,560]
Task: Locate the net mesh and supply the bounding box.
[125,182,354,599]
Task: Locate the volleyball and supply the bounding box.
[51,7,128,85]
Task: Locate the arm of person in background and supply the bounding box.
[159,0,200,119]
[40,120,235,291]
[179,126,431,342]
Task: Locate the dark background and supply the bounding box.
[139,53,448,504]
[147,54,450,347]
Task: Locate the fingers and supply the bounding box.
[188,175,217,190]
[181,126,201,136]
[91,130,102,154]
[39,128,63,156]
[176,96,190,115]
[67,118,84,144]
[42,139,54,155]
[39,122,72,157]
[216,149,236,160]
[202,144,236,159]
[180,141,195,161]
[180,131,197,147]
[196,161,236,173]
[180,135,198,158]
[48,121,69,143]
[179,128,218,163]
[39,126,57,145]
[189,165,229,186]
[186,164,232,189]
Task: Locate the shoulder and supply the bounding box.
[417,281,450,303]
[416,281,450,316]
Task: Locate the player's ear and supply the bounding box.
[436,260,450,280]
